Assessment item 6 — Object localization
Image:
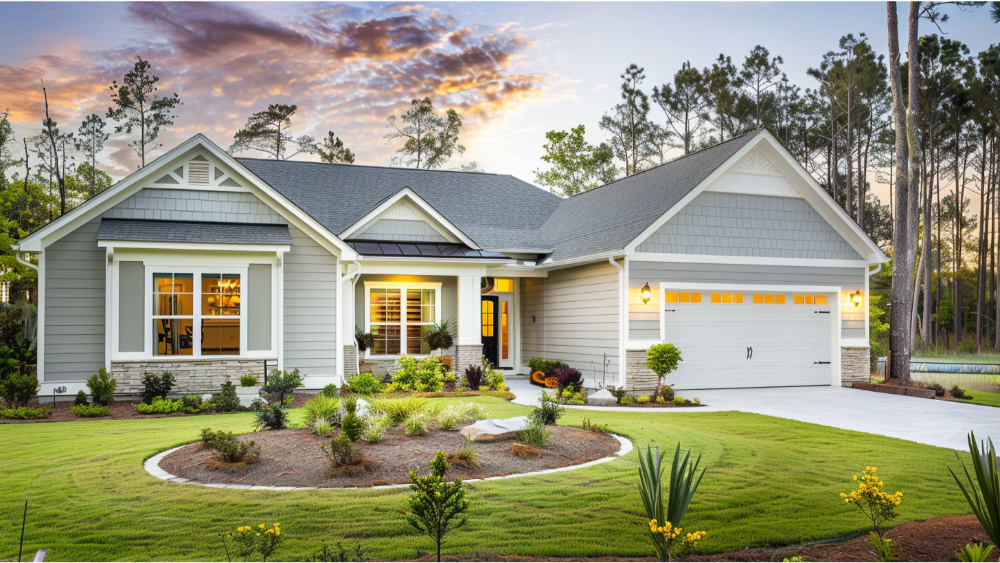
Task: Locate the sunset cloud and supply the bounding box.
[0,2,544,176]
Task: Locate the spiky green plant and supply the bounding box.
[949,432,1000,555]
[638,443,706,561]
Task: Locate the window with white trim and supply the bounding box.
[153,272,242,356]
[367,284,439,356]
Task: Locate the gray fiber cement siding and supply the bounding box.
[638,192,862,260]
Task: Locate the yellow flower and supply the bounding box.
[259,524,266,529]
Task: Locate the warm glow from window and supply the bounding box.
[754,293,787,305]
[711,293,743,304]
[494,278,513,292]
[369,286,436,355]
[665,291,702,304]
[793,294,827,306]
[665,292,678,303]
[710,293,721,303]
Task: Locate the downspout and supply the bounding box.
[341,259,361,377]
[867,263,881,277]
[15,250,38,272]
[609,255,626,388]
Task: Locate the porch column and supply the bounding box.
[455,274,483,370]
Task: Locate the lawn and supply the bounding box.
[912,353,1000,365]
[950,388,1000,408]
[0,396,975,562]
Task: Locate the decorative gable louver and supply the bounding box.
[188,160,210,185]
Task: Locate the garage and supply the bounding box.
[659,286,839,389]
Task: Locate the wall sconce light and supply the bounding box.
[640,282,652,305]
[850,290,863,307]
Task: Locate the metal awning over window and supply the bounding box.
[97,218,292,246]
[346,240,510,260]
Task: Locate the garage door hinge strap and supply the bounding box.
[814,361,831,364]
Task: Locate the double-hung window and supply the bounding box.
[153,271,242,357]
[366,283,439,357]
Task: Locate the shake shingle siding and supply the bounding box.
[637,193,863,259]
[44,218,105,381]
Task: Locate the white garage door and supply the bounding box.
[660,289,834,389]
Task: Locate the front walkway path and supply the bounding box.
[506,380,999,451]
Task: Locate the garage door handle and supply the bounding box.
[814,361,831,364]
[664,309,676,312]
[814,311,830,314]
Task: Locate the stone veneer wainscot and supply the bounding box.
[840,347,871,387]
[111,359,271,396]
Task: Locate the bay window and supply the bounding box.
[366,283,440,357]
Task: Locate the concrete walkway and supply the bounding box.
[506,379,999,451]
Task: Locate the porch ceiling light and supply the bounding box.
[851,290,863,307]
[640,282,652,305]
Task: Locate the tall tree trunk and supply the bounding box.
[977,131,988,352]
[922,164,933,347]
[887,0,914,381]
[912,248,925,345]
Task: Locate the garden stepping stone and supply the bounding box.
[460,416,529,442]
[586,389,617,406]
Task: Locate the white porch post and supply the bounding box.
[456,274,483,370]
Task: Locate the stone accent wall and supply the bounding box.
[343,345,358,377]
[111,359,270,396]
[841,346,871,386]
[625,349,659,392]
[359,358,396,376]
[456,345,483,373]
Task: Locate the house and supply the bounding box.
[14,128,887,398]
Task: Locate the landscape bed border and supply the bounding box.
[143,433,633,491]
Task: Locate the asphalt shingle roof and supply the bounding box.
[236,130,760,263]
[98,218,293,246]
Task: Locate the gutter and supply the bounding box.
[867,263,881,277]
[12,246,38,272]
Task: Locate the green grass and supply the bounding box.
[949,388,1000,408]
[0,396,974,561]
[912,353,1000,364]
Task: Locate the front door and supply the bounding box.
[481,296,499,368]
[498,294,514,369]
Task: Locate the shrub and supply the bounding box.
[135,397,181,414]
[229,523,282,562]
[140,371,175,404]
[254,405,288,431]
[201,428,260,464]
[555,367,582,391]
[314,420,333,437]
[655,395,667,404]
[405,412,429,436]
[530,391,564,425]
[621,396,635,405]
[346,372,383,396]
[839,466,902,535]
[71,404,109,417]
[423,320,455,352]
[929,382,946,397]
[639,443,707,562]
[240,375,259,387]
[951,385,972,400]
[262,369,303,406]
[463,365,482,390]
[516,421,550,448]
[581,418,611,434]
[340,396,363,441]
[480,363,509,392]
[0,372,39,408]
[321,383,339,398]
[660,385,676,402]
[527,358,567,380]
[949,432,1000,555]
[0,406,51,419]
[248,398,268,412]
[672,397,687,406]
[869,532,895,562]
[324,435,367,476]
[442,372,457,385]
[362,411,390,443]
[437,402,484,431]
[447,438,479,468]
[955,543,994,562]
[86,368,117,406]
[369,395,428,426]
[303,395,341,427]
[646,344,682,398]
[406,451,469,562]
[180,394,203,413]
[636,395,650,404]
[213,381,242,412]
[559,387,585,405]
[74,390,89,406]
[393,355,445,392]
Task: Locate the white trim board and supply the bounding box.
[630,253,870,269]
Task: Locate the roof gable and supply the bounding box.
[340,188,473,247]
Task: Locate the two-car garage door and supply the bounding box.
[660,289,835,389]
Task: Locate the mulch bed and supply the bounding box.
[160,425,621,488]
[405,516,989,562]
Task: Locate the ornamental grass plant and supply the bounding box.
[639,443,707,562]
[949,432,1000,556]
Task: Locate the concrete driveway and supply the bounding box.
[506,380,998,451]
[679,386,1000,452]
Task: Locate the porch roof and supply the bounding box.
[97,218,293,245]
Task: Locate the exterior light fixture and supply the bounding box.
[851,290,863,307]
[640,282,652,305]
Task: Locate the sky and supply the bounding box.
[0,1,996,203]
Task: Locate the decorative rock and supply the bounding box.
[460,416,530,442]
[340,397,370,418]
[586,389,617,406]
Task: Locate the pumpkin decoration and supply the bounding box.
[544,376,558,388]
[531,371,547,385]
